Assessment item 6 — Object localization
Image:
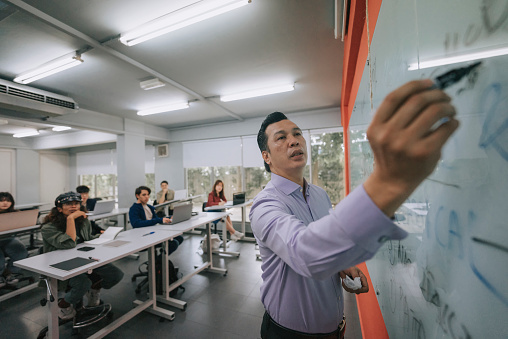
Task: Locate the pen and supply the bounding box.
[142,231,155,236]
[88,257,100,261]
[430,61,481,90]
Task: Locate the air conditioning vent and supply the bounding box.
[46,96,76,109]
[0,79,78,116]
[8,87,45,102]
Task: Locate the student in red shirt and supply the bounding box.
[206,180,244,241]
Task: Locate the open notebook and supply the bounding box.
[85,226,123,245]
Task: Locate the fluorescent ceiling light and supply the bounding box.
[14,53,83,84]
[13,130,39,138]
[137,102,190,116]
[408,46,508,70]
[140,78,166,90]
[52,126,72,132]
[120,0,250,46]
[220,83,295,102]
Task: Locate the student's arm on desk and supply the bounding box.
[41,223,76,249]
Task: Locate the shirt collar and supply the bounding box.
[271,173,309,196]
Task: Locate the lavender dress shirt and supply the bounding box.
[249,173,408,333]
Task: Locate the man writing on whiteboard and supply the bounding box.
[250,80,459,338]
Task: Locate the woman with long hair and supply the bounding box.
[206,180,244,241]
[41,191,123,320]
[0,192,28,288]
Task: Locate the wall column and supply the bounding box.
[117,119,145,209]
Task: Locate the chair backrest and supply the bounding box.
[202,202,207,212]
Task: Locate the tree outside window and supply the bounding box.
[310,131,345,206]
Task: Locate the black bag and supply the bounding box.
[155,252,184,297]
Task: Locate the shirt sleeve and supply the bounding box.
[41,223,76,250]
[250,185,408,280]
[206,193,219,207]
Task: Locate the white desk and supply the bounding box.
[15,227,177,339]
[204,199,255,242]
[88,208,130,229]
[148,211,228,312]
[0,224,40,238]
[14,202,47,210]
[0,224,41,302]
[154,194,203,216]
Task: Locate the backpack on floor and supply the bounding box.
[155,252,185,297]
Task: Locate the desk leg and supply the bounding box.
[206,222,227,275]
[131,246,175,321]
[48,278,59,339]
[239,206,256,242]
[214,218,240,257]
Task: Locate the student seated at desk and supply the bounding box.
[154,180,175,217]
[206,180,244,241]
[41,192,124,320]
[76,185,102,235]
[0,192,29,288]
[129,186,183,254]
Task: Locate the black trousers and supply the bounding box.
[261,312,346,339]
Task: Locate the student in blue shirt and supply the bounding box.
[129,186,183,254]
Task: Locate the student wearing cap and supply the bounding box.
[41,192,124,320]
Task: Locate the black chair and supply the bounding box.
[131,246,179,294]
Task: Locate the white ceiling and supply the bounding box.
[0,0,343,136]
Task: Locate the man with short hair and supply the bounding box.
[156,181,175,205]
[250,80,459,338]
[155,180,176,217]
[76,185,96,212]
[76,185,102,235]
[129,186,183,254]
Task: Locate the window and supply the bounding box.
[79,174,117,200]
[310,130,345,206]
[145,173,156,201]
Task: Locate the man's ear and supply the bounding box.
[262,151,271,166]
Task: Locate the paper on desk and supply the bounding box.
[85,226,123,245]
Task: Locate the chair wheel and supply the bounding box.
[131,277,136,282]
[40,299,47,306]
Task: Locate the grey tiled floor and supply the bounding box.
[1,233,362,338]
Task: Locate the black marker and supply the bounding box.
[430,61,481,90]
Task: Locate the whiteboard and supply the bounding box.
[349,0,508,338]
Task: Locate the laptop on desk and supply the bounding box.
[86,200,115,215]
[170,203,193,224]
[0,209,40,232]
[233,192,246,205]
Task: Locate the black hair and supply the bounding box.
[135,186,151,197]
[0,192,16,213]
[257,112,288,172]
[76,185,90,194]
[160,180,168,185]
[43,205,87,232]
